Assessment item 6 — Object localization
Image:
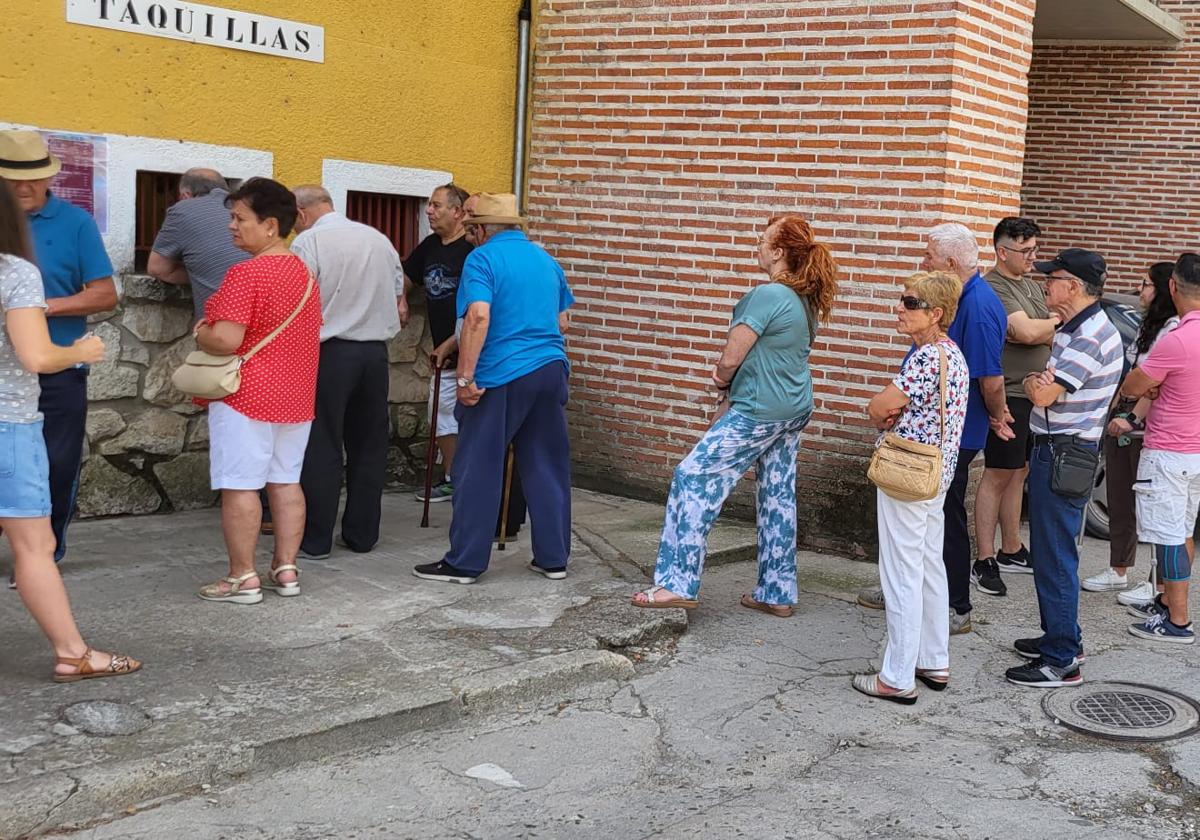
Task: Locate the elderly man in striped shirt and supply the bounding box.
[1006,249,1123,688]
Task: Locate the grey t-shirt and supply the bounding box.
[151,188,249,319]
[0,255,48,423]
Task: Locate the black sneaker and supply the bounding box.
[1127,596,1167,620]
[971,557,1007,597]
[1013,637,1086,664]
[995,545,1033,575]
[1005,658,1082,688]
[412,561,478,585]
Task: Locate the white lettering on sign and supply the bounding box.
[66,0,324,63]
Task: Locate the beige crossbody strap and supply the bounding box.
[240,269,316,363]
[936,342,947,446]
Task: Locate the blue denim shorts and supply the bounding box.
[0,419,52,518]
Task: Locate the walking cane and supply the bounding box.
[496,445,516,550]
[420,354,444,528]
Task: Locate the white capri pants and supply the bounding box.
[876,488,950,691]
[208,401,312,490]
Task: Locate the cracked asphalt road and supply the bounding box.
[58,554,1200,840]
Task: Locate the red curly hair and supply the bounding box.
[765,214,839,322]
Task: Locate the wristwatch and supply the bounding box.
[456,376,475,388]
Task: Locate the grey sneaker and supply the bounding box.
[415,481,454,503]
[857,586,884,610]
[950,610,972,635]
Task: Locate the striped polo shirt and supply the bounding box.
[1030,301,1123,441]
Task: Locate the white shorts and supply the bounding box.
[1134,449,1200,545]
[208,402,313,490]
[429,369,458,437]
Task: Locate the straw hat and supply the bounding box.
[466,193,526,227]
[0,131,61,181]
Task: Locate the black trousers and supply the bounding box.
[300,339,390,554]
[38,368,89,564]
[943,447,980,616]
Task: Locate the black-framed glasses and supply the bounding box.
[900,295,931,311]
[999,243,1038,257]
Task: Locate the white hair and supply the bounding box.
[927,222,979,271]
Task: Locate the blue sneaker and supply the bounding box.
[1128,612,1195,645]
[1126,596,1167,620]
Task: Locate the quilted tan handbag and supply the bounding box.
[866,344,947,503]
[171,272,315,400]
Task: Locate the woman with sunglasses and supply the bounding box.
[630,214,837,615]
[855,271,970,704]
[1084,262,1182,601]
[0,178,140,682]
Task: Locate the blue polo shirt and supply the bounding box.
[27,192,113,347]
[456,229,574,389]
[947,271,1007,450]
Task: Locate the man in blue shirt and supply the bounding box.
[921,223,1010,629]
[413,193,574,584]
[1,131,117,565]
[858,223,1010,630]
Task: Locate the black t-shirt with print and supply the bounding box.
[402,233,473,347]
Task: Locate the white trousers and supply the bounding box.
[877,488,950,690]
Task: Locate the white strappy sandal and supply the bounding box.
[261,564,301,597]
[198,570,263,605]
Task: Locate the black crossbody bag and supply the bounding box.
[1043,407,1100,499]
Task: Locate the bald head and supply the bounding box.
[179,167,226,199]
[292,184,335,233]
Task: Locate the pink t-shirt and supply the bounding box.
[1140,310,1200,453]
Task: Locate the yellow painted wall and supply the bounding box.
[3,1,521,192]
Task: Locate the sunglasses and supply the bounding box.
[900,295,932,311]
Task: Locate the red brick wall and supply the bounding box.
[1023,0,1198,293]
[528,0,1036,553]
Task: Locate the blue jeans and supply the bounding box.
[1028,441,1093,668]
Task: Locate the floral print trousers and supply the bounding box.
[653,408,810,605]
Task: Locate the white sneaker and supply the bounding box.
[1117,580,1156,607]
[1081,568,1128,592]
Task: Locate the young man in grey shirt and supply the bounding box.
[148,168,248,320]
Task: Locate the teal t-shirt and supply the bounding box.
[727,283,814,424]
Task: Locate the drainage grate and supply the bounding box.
[1043,682,1200,742]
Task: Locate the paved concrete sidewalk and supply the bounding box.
[48,533,1200,840]
[0,488,757,838]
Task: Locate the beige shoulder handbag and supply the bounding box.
[866,344,947,503]
[171,272,315,400]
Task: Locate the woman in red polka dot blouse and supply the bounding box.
[193,178,322,605]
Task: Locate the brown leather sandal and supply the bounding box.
[52,647,142,683]
[740,593,794,618]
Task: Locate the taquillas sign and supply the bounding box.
[66,0,324,63]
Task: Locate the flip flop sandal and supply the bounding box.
[631,585,699,610]
[53,646,142,683]
[198,570,263,605]
[739,594,794,618]
[261,564,301,597]
[915,668,950,691]
[851,673,918,705]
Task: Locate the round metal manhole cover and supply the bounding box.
[1042,681,1200,742]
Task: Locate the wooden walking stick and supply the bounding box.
[496,444,516,550]
[420,354,443,528]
